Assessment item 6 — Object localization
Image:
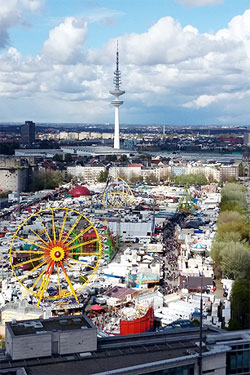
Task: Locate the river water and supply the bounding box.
[149,151,242,163]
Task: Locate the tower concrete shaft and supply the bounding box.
[109,42,125,150]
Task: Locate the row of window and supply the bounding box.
[144,364,195,375]
[227,349,250,374]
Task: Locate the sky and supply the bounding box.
[0,0,250,126]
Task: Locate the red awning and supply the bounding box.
[91,304,103,311]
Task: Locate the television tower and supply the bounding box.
[110,41,125,149]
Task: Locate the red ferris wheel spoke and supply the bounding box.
[56,263,61,297]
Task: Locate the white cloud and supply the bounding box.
[176,0,224,7]
[42,17,88,64]
[21,0,43,12]
[0,0,43,49]
[0,1,21,48]
[184,94,222,108]
[0,9,250,124]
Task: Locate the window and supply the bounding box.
[227,349,250,374]
[144,364,195,375]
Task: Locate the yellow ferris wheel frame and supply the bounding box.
[10,207,102,306]
[101,177,135,208]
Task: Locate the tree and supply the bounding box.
[98,170,108,182]
[139,153,152,161]
[220,201,247,216]
[221,182,247,195]
[65,173,73,183]
[211,240,250,280]
[120,154,128,162]
[220,183,247,213]
[52,153,63,162]
[211,241,225,269]
[220,242,250,280]
[221,191,247,209]
[0,141,19,155]
[129,173,143,183]
[229,280,250,330]
[174,174,208,186]
[118,171,127,180]
[30,170,63,191]
[106,155,117,162]
[0,191,10,198]
[217,211,247,226]
[145,173,158,184]
[227,176,237,183]
[217,221,250,242]
[64,153,72,162]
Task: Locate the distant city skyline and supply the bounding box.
[0,0,250,125]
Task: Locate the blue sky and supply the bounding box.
[1,0,250,125]
[9,1,250,54]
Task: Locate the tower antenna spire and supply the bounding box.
[116,40,119,72]
[109,40,125,149]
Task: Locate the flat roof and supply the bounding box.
[8,315,94,336]
[0,326,222,374]
[62,145,133,156]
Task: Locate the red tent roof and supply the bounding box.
[91,304,103,311]
[69,186,90,197]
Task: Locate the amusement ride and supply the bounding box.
[98,177,135,208]
[9,207,102,306]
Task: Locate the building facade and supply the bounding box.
[0,157,30,192]
[67,165,105,182]
[2,317,250,374]
[20,121,35,146]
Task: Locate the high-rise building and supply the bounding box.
[243,132,250,146]
[109,42,125,150]
[20,120,35,146]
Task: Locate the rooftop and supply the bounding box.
[1,326,222,374]
[8,315,94,336]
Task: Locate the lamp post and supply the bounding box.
[198,271,203,375]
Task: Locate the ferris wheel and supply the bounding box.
[10,207,102,306]
[99,177,135,208]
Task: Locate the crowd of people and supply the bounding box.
[160,213,186,295]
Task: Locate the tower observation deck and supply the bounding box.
[109,42,125,150]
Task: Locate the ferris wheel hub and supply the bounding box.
[49,245,66,262]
